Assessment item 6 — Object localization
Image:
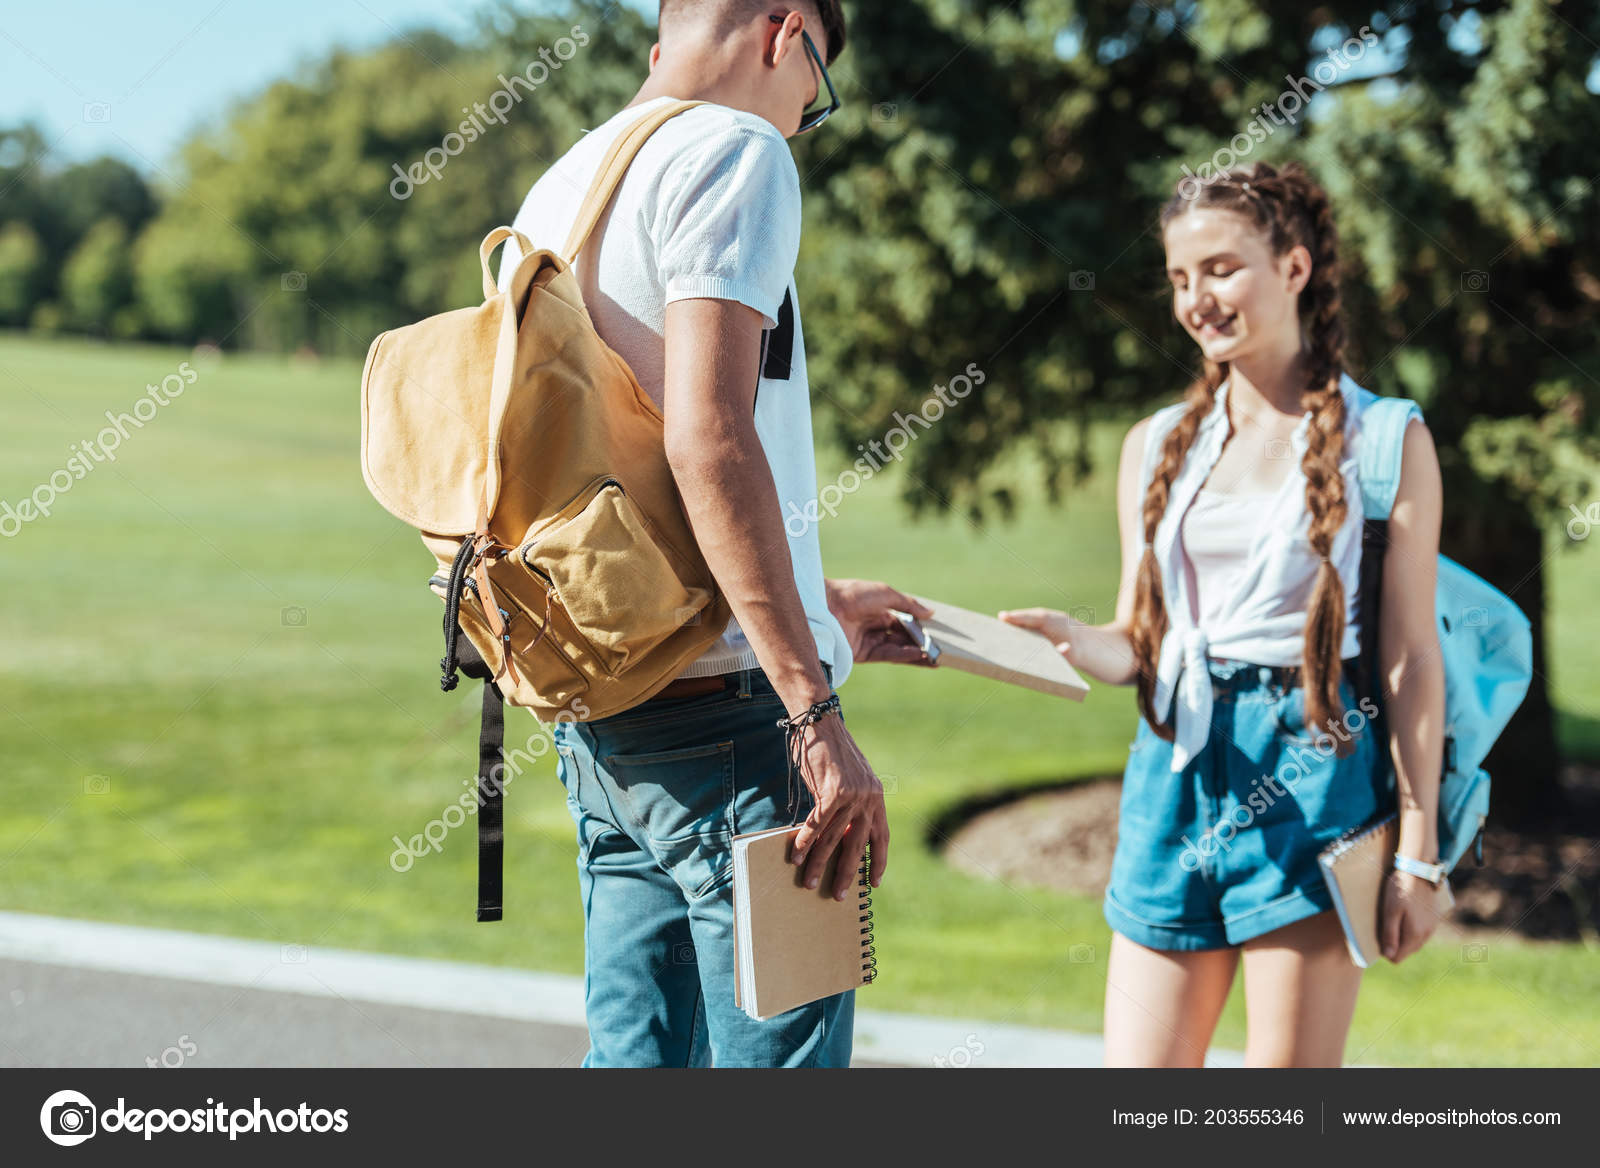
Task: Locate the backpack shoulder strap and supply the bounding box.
[1357,392,1424,521]
[561,99,706,261]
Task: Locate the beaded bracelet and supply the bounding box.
[776,693,842,732]
[776,693,843,820]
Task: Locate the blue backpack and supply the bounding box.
[1354,392,1534,873]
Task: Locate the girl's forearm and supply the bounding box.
[1384,645,1446,860]
[1067,623,1140,687]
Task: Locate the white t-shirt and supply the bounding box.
[496,96,852,687]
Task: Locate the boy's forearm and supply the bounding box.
[668,432,831,716]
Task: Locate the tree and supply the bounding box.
[0,221,45,326]
[61,218,135,334]
[796,0,1598,825]
[0,125,156,335]
[48,156,158,250]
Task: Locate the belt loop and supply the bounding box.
[737,668,752,700]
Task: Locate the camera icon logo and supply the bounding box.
[1069,270,1095,291]
[1460,270,1489,292]
[40,1089,97,1146]
[1462,942,1489,963]
[1265,437,1292,460]
[82,102,112,123]
[872,102,898,122]
[671,941,696,965]
[281,271,308,292]
[281,605,307,627]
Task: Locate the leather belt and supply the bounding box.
[648,674,738,701]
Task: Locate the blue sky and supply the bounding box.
[0,0,654,174]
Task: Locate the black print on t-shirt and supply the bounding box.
[760,288,795,382]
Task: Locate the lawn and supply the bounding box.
[1,333,1597,1066]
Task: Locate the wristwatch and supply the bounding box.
[1393,853,1448,885]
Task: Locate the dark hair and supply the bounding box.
[659,1,848,64]
[1131,161,1353,749]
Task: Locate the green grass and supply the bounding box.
[1,333,1597,1065]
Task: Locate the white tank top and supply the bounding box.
[1181,488,1275,629]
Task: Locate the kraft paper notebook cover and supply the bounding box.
[732,825,876,1021]
[893,596,1090,701]
[1318,813,1454,968]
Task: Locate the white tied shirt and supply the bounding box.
[1141,373,1369,772]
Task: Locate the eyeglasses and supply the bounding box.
[769,13,840,133]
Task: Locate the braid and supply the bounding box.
[1282,170,1351,749]
[1131,365,1223,739]
[1153,161,1352,748]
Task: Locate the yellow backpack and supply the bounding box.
[360,100,730,919]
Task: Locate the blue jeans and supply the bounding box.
[551,664,854,1067]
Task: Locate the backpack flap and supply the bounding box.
[361,301,504,537]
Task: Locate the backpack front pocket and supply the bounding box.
[455,577,591,714]
[521,477,713,680]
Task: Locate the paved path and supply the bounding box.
[0,911,1243,1068]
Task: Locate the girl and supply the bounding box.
[1002,162,1448,1067]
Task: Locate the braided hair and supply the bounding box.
[1132,162,1351,747]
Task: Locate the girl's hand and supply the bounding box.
[998,608,1076,656]
[1379,869,1447,963]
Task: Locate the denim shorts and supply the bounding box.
[1103,659,1387,950]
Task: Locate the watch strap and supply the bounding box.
[1393,853,1447,884]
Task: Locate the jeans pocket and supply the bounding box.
[555,740,608,861]
[1274,681,1371,751]
[1268,692,1380,839]
[554,743,582,811]
[603,740,736,899]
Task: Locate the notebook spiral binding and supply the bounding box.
[1320,812,1398,864]
[857,853,877,984]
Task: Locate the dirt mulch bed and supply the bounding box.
[939,767,1600,943]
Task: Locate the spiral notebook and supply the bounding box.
[731,826,877,1021]
[1318,813,1454,968]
